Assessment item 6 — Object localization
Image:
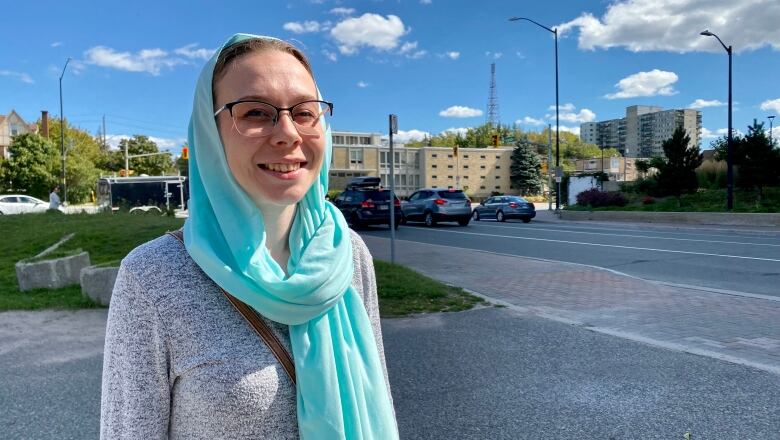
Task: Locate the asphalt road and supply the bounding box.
[363,212,780,297]
[3,308,779,439]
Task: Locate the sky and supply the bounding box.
[2,0,780,155]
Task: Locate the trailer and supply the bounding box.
[97,175,188,214]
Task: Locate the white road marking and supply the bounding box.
[402,227,780,262]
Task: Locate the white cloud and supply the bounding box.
[174,43,216,60]
[322,49,338,62]
[445,51,460,60]
[485,51,502,59]
[283,20,324,34]
[51,41,62,48]
[399,41,418,54]
[442,127,469,136]
[689,99,725,109]
[604,69,678,99]
[439,106,483,118]
[0,70,33,84]
[544,103,596,123]
[557,0,780,53]
[517,116,545,126]
[559,125,581,135]
[760,98,780,114]
[331,14,407,55]
[83,46,185,75]
[329,7,355,16]
[405,50,427,59]
[105,134,186,151]
[394,129,430,143]
[357,81,368,88]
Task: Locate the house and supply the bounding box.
[0,110,40,159]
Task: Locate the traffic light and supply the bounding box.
[181,146,189,160]
[491,134,499,147]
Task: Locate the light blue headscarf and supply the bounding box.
[182,33,398,439]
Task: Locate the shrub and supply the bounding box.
[696,160,727,190]
[642,196,655,205]
[576,188,628,208]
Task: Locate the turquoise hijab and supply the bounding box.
[182,33,398,439]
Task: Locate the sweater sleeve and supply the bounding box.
[349,231,394,407]
[100,262,172,439]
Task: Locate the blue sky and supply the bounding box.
[2,0,779,154]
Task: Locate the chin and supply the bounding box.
[252,187,310,208]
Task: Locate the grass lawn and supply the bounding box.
[1,211,487,316]
[566,187,780,213]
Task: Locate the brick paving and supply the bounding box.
[362,234,780,375]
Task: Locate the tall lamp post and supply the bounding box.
[700,30,733,210]
[509,16,560,210]
[59,58,72,205]
[768,115,776,147]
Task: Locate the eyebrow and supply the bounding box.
[235,94,319,103]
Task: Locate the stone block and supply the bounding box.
[15,252,91,291]
[79,266,119,306]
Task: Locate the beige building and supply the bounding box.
[573,156,640,182]
[328,130,518,199]
[0,110,39,159]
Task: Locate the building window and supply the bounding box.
[480,155,486,159]
[463,154,469,159]
[333,135,345,144]
[447,154,453,158]
[448,165,453,169]
[480,186,486,189]
[360,136,371,145]
[432,153,438,158]
[349,149,363,165]
[448,175,453,179]
[448,185,453,189]
[380,151,388,167]
[480,176,486,179]
[496,165,501,169]
[463,175,469,179]
[480,165,486,169]
[432,175,437,179]
[432,185,438,188]
[463,165,469,169]
[347,136,359,145]
[495,176,500,179]
[432,164,438,169]
[494,186,501,190]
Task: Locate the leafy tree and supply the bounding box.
[654,127,702,204]
[0,133,59,198]
[509,141,543,196]
[736,120,780,205]
[635,159,651,178]
[113,135,175,176]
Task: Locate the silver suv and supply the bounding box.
[401,188,472,226]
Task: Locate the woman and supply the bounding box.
[101,34,398,439]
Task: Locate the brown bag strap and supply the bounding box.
[166,229,296,385]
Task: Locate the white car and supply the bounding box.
[0,194,57,215]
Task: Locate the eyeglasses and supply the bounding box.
[214,99,333,137]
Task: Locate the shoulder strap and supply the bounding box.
[166,229,296,385]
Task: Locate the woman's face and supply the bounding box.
[213,49,325,209]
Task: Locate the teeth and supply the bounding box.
[265,163,301,172]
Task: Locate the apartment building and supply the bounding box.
[328,130,518,198]
[0,110,40,159]
[581,105,701,158]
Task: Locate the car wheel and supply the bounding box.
[522,217,532,223]
[472,210,480,221]
[349,213,363,230]
[457,217,470,227]
[424,211,436,227]
[496,210,505,222]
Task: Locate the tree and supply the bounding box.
[736,120,780,205]
[0,133,59,198]
[40,117,105,203]
[509,141,543,196]
[654,127,702,204]
[114,135,175,176]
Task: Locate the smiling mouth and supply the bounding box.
[258,162,306,173]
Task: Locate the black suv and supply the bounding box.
[332,177,402,230]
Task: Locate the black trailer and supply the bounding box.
[97,176,188,213]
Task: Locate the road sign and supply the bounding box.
[555,166,563,178]
[390,114,398,134]
[555,176,562,183]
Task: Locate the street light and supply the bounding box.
[509,16,560,210]
[59,57,71,205]
[700,30,733,210]
[768,115,776,147]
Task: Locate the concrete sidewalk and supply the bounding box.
[362,234,780,375]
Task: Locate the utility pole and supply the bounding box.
[59,58,71,204]
[102,115,107,150]
[388,114,398,264]
[548,125,553,211]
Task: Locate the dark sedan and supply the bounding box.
[472,195,536,223]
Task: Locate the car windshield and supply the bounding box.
[362,190,393,201]
[437,190,467,199]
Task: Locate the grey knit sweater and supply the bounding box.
[100,230,393,439]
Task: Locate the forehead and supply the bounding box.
[214,50,317,104]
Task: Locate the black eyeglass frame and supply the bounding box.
[214,99,333,123]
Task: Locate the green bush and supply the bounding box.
[696,160,727,190]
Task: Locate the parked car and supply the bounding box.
[472,195,536,223]
[332,177,402,230]
[0,194,58,215]
[401,188,472,226]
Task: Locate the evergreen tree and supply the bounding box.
[655,127,702,204]
[510,141,543,196]
[737,120,780,205]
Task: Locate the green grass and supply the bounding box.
[567,187,780,213]
[374,259,488,317]
[2,212,485,316]
[0,211,184,310]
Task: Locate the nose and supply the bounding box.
[269,110,302,147]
